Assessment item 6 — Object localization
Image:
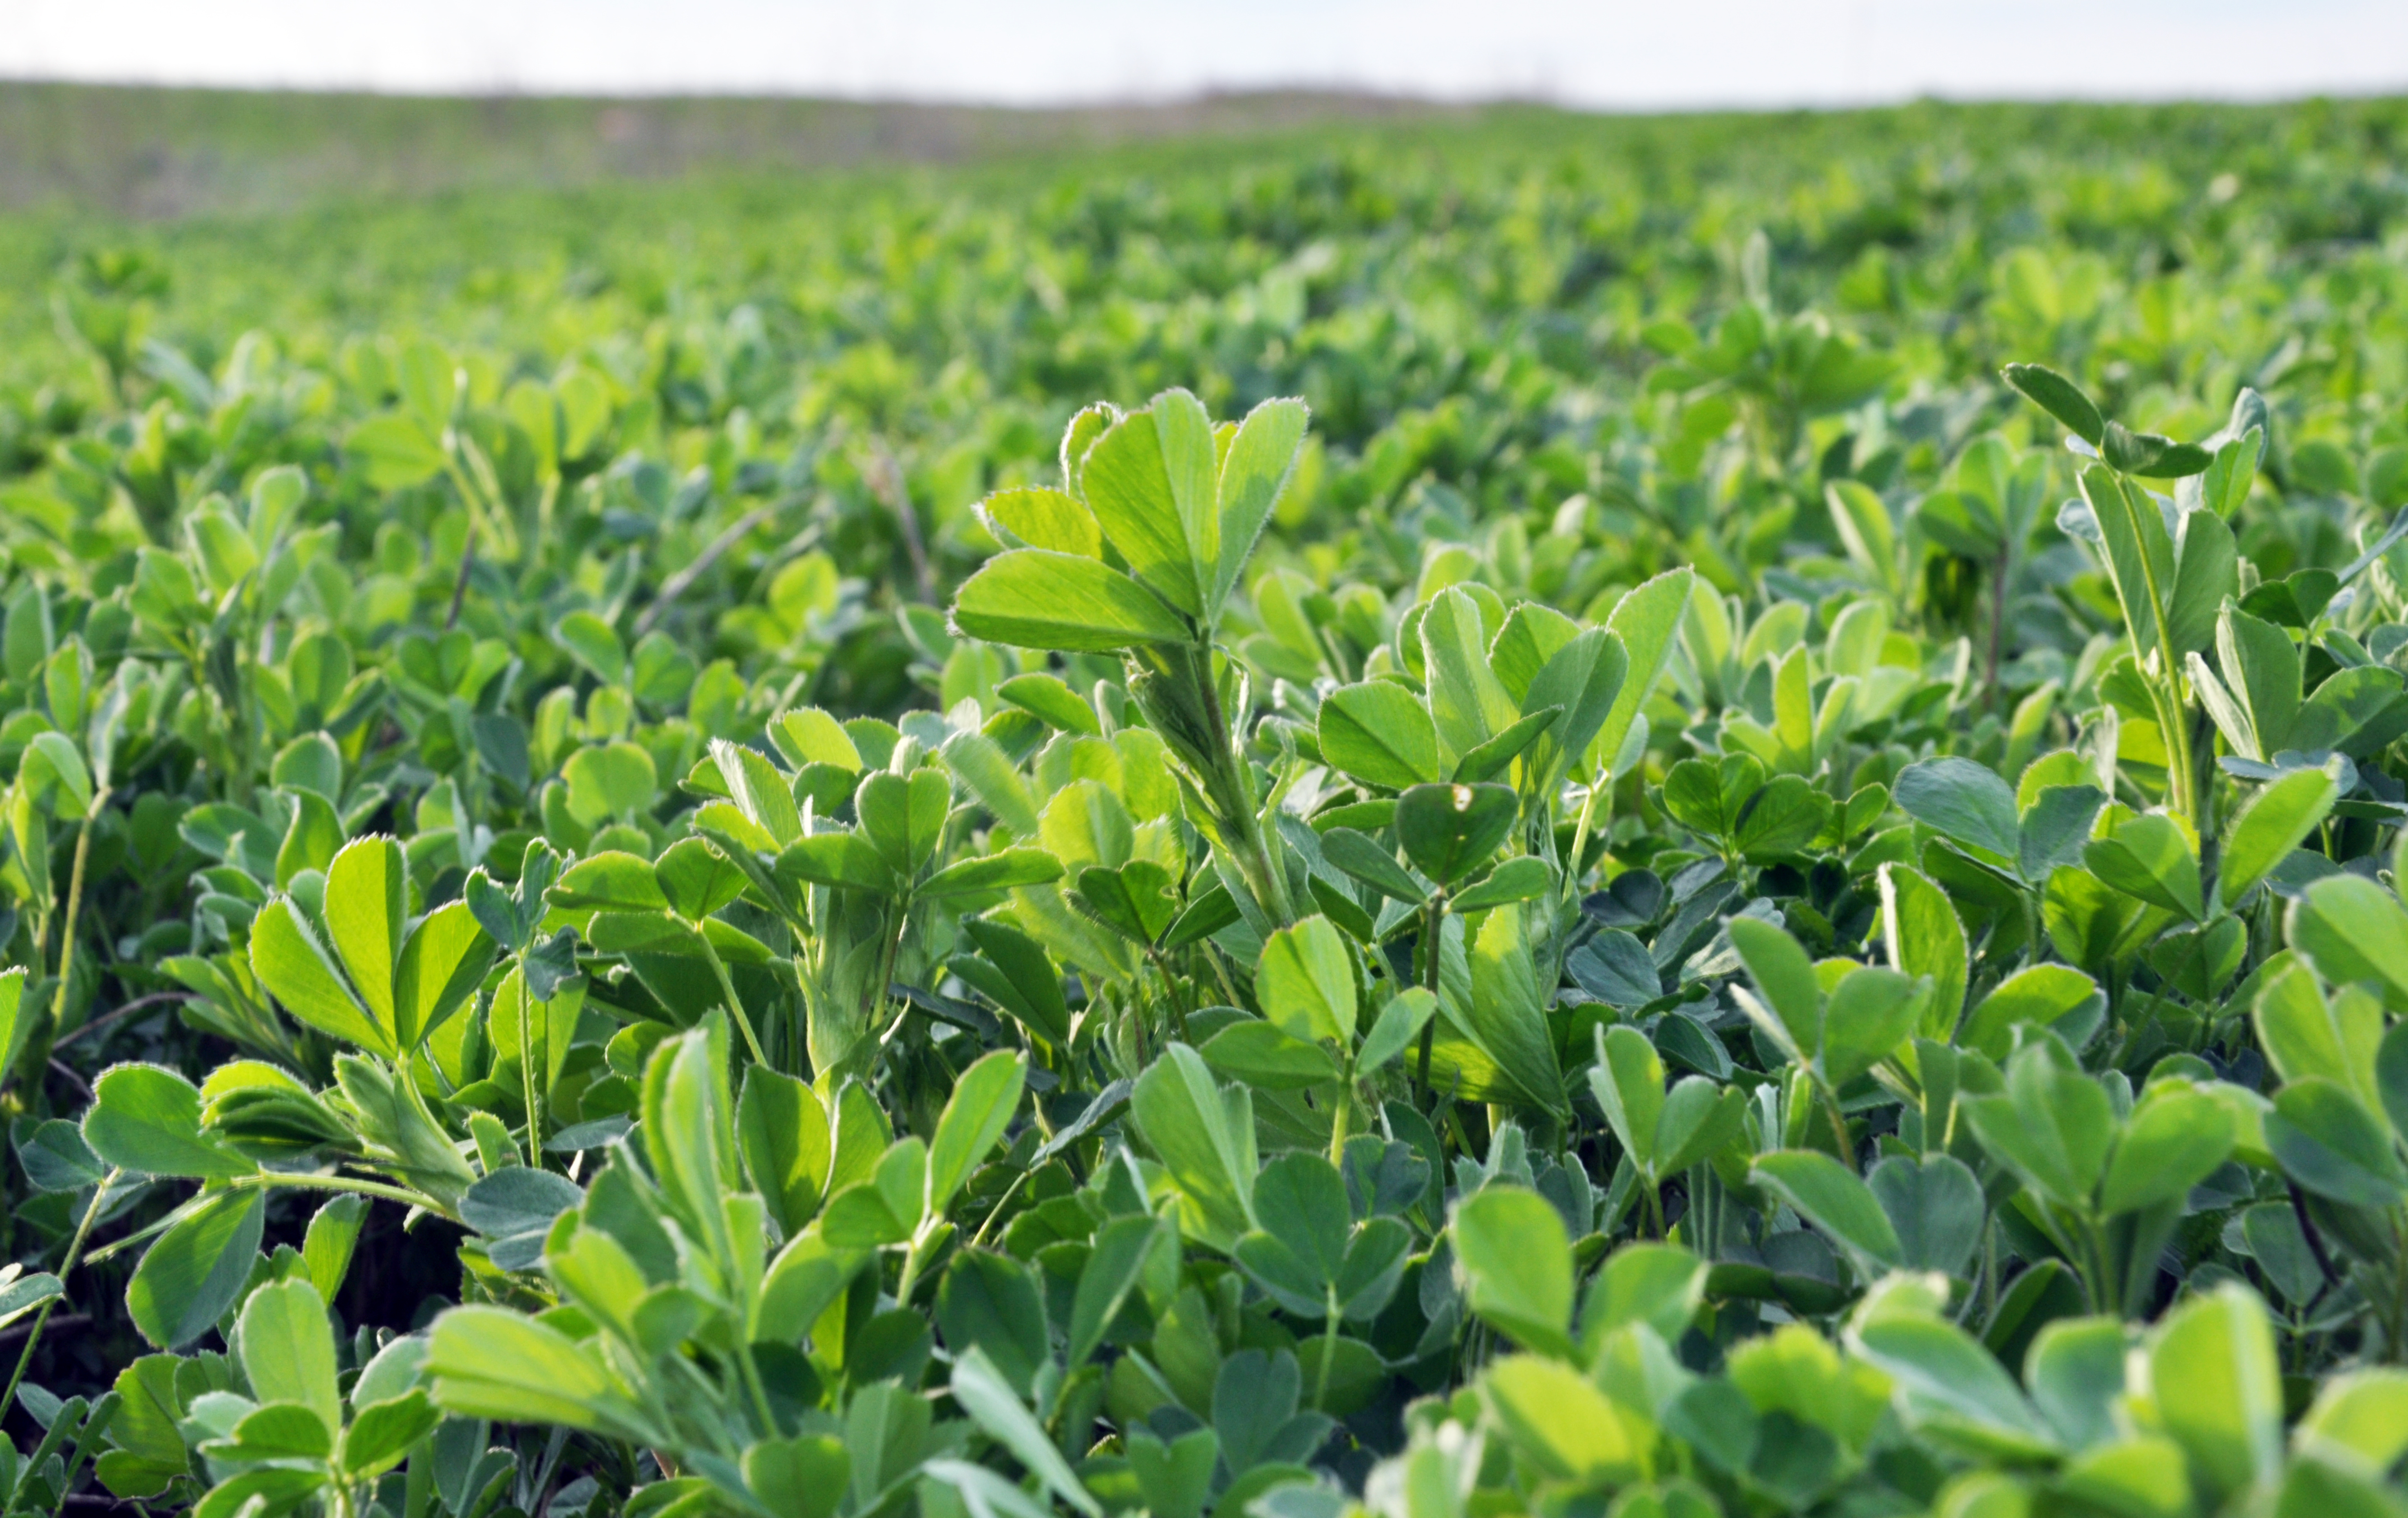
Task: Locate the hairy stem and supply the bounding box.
[1,1166,119,1418]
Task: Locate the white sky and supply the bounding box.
[4,0,2404,107]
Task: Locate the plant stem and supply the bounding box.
[1988,545,2010,712]
[735,1340,780,1439]
[248,1169,457,1221]
[1313,1299,1340,1412]
[1818,1077,1853,1161]
[517,951,544,1165]
[1415,898,1445,1101]
[1,1166,119,1419]
[1328,1078,1353,1166]
[43,799,102,1057]
[694,924,771,1068]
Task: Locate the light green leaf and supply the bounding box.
[1751,1150,1901,1275]
[1317,680,1439,790]
[250,898,390,1055]
[952,549,1189,652]
[1453,1186,1573,1357]
[84,1063,256,1180]
[1257,915,1357,1046]
[325,834,404,1037]
[927,1050,1024,1216]
[237,1278,342,1434]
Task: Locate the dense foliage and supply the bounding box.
[3,96,2408,1518]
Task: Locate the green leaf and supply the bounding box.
[738,1067,831,1236]
[2220,765,2340,907]
[1394,782,1517,885]
[1728,916,1822,1062]
[1592,568,1693,778]
[1579,1242,1705,1353]
[2099,1085,2233,1217]
[2147,1283,2284,1500]
[927,1050,1024,1216]
[654,836,749,920]
[342,1390,441,1481]
[24,731,92,815]
[553,611,627,684]
[1257,915,1357,1046]
[236,1277,342,1433]
[952,549,1189,652]
[2267,1078,2407,1208]
[1450,856,1554,912]
[2024,1317,2127,1450]
[950,1346,1104,1516]
[250,897,390,1056]
[1520,627,1627,790]
[392,900,496,1052]
[1214,397,1310,611]
[302,1195,367,1304]
[1420,588,1520,767]
[1879,865,1966,1042]
[955,919,1072,1048]
[1130,1044,1257,1251]
[1867,1154,1985,1276]
[2079,464,2177,666]
[2002,363,2105,446]
[1895,757,2020,863]
[922,847,1063,900]
[980,486,1101,558]
[1453,705,1561,785]
[2216,604,2300,759]
[2164,507,2236,656]
[325,833,404,1035]
[1067,1213,1170,1368]
[743,1434,850,1518]
[550,850,669,912]
[776,832,897,894]
[1448,906,1567,1115]
[1848,1309,2058,1458]
[1961,1044,2113,1211]
[1479,1355,1643,1483]
[1318,827,1427,904]
[84,1063,256,1180]
[2082,814,2202,922]
[1081,394,1212,620]
[428,1304,653,1440]
[996,672,1100,734]
[1588,1026,1666,1171]
[855,767,951,876]
[1958,964,2104,1061]
[564,741,660,824]
[2288,875,2408,1009]
[1751,1150,1902,1275]
[937,1251,1050,1398]
[1235,1152,1354,1318]
[127,1188,265,1350]
[1357,989,1438,1074]
[1453,1186,1573,1356]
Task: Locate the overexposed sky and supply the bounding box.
[4,0,2405,107]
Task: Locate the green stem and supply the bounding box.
[1818,1077,1853,1161]
[1313,1298,1340,1412]
[735,1341,780,1439]
[1415,898,1445,1101]
[967,1169,1033,1252]
[1,1166,119,1419]
[1328,1076,1354,1166]
[43,799,102,1055]
[516,951,543,1166]
[248,1169,458,1222]
[694,923,771,1068]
